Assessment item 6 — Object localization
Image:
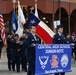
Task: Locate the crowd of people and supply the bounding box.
[0,25,41,75]
[0,25,76,75]
[66,32,76,60]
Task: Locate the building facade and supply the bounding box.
[0,0,76,35]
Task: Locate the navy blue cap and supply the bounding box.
[14,34,19,37]
[7,32,11,35]
[57,24,63,29]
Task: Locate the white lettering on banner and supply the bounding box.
[45,69,63,74]
[38,45,52,49]
[38,44,71,49]
[45,49,64,54]
[57,49,64,53]
[45,50,56,53]
[60,45,70,48]
[52,45,59,48]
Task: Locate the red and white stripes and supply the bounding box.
[0,14,5,29]
[0,12,6,44]
[1,29,6,44]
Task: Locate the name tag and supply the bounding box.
[64,38,65,39]
[58,38,61,40]
[32,39,34,41]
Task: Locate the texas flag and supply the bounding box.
[26,13,55,44]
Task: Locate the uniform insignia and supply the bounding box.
[58,38,61,40]
[64,38,65,39]
[32,39,34,41]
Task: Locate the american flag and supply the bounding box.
[0,11,6,44]
[0,12,5,29]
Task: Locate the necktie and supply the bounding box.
[33,34,37,41]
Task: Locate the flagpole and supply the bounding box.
[12,0,16,9]
[35,0,37,8]
[34,0,39,18]
[34,0,43,44]
[15,0,26,37]
[12,0,16,36]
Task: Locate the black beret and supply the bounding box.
[57,24,63,29]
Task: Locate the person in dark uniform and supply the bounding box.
[20,32,28,72]
[70,35,75,59]
[74,39,76,60]
[11,34,22,72]
[26,25,41,75]
[53,24,66,75]
[0,30,3,59]
[66,35,71,44]
[6,33,12,71]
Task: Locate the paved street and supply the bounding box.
[0,48,76,75]
[0,52,27,75]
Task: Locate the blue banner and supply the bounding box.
[35,44,72,75]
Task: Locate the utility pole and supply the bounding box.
[68,2,71,35]
[52,0,56,33]
[58,0,61,21]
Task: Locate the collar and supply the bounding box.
[58,32,62,36]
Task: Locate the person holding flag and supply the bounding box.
[11,0,26,72]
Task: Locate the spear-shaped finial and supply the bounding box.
[12,0,16,8]
[12,0,16,4]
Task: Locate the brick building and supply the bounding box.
[0,0,76,35]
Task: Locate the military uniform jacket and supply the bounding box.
[11,39,21,54]
[53,33,66,44]
[0,35,3,48]
[6,38,12,51]
[19,37,28,56]
[27,33,41,57]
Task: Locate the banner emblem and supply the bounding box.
[61,54,68,68]
[50,55,59,68]
[39,56,49,69]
